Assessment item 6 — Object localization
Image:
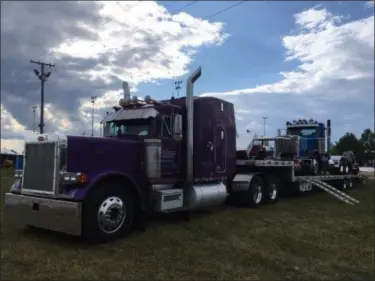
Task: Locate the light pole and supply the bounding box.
[30,60,55,134]
[262,116,268,136]
[32,105,37,134]
[91,96,97,137]
[174,80,182,98]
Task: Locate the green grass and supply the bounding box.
[1,168,374,280]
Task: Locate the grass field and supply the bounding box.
[1,168,374,280]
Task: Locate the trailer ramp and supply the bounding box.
[299,177,360,205]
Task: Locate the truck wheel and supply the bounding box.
[82,183,135,244]
[263,176,279,204]
[244,175,264,208]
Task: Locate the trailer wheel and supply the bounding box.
[263,175,279,204]
[244,175,264,208]
[82,183,135,244]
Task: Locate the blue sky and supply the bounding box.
[1,1,374,152]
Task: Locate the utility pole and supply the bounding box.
[91,96,97,136]
[30,60,55,134]
[174,80,182,98]
[262,116,268,136]
[32,105,37,134]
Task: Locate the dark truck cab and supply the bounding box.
[4,67,237,243]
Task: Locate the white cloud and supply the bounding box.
[200,6,374,148]
[202,8,373,98]
[51,1,226,86]
[1,106,35,153]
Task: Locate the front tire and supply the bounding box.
[82,183,135,244]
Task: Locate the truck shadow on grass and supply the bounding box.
[5,180,369,247]
[13,208,217,246]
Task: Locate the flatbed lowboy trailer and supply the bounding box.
[4,67,364,243]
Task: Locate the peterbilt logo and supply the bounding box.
[37,135,48,142]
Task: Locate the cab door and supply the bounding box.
[160,115,180,177]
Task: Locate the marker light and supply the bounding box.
[61,172,88,185]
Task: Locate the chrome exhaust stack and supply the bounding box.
[185,67,202,187]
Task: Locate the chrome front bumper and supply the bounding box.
[4,193,82,236]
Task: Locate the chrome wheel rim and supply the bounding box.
[97,196,126,234]
[254,185,263,203]
[270,184,277,200]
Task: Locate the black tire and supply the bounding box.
[263,175,279,204]
[82,183,136,244]
[243,175,264,208]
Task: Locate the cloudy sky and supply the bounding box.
[1,0,374,152]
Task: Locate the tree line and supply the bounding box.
[330,128,375,166]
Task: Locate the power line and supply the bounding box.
[30,60,55,134]
[206,1,246,20]
[99,1,244,63]
[170,1,198,14]
[91,0,246,98]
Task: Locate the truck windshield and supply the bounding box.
[287,127,317,137]
[104,121,149,137]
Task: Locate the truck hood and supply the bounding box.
[66,135,143,175]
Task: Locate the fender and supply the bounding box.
[71,171,147,210]
[231,172,263,192]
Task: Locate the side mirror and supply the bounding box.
[173,114,183,141]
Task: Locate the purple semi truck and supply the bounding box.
[4,67,362,243]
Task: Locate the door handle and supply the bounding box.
[207,141,214,151]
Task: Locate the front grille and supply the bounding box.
[22,142,56,193]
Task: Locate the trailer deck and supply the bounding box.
[235,158,364,205]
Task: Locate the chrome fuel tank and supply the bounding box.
[185,182,228,210]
